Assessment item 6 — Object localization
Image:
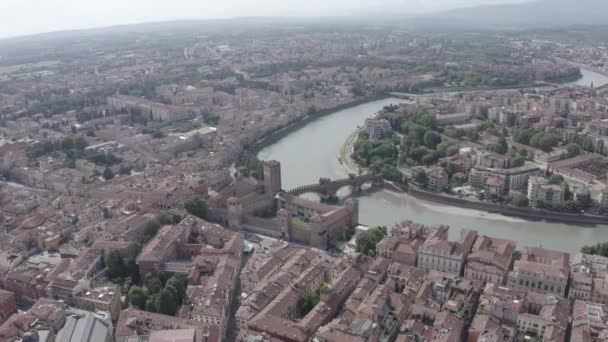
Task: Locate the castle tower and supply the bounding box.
[227,197,243,229]
[277,209,292,241]
[344,198,359,227]
[263,160,282,195]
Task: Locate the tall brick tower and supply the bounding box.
[263,160,282,195]
[344,198,359,227]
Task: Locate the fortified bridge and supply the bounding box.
[287,174,384,198]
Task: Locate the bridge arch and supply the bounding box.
[287,174,384,198]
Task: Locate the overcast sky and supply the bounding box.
[0,0,529,38]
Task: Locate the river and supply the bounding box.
[565,67,608,87]
[258,70,608,253]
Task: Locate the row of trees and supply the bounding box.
[26,135,88,159]
[512,127,560,152]
[581,242,608,257]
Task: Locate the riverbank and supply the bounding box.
[556,58,608,79]
[341,121,608,226]
[338,127,363,176]
[258,96,608,252]
[407,187,608,226]
[248,95,388,154]
[423,82,553,94]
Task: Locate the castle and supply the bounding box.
[208,160,359,249]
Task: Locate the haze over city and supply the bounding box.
[4,0,608,341]
[1,0,528,38]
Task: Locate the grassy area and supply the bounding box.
[0,60,60,75]
[292,217,311,230]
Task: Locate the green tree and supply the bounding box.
[103,167,115,180]
[127,243,142,261]
[166,276,185,303]
[145,294,159,313]
[128,286,146,309]
[156,212,175,225]
[564,182,572,201]
[511,195,529,207]
[512,156,526,167]
[437,141,458,157]
[355,226,387,256]
[414,170,428,187]
[296,290,320,317]
[529,132,560,152]
[548,174,564,185]
[146,276,163,296]
[143,219,161,241]
[184,196,208,219]
[566,143,583,158]
[422,151,441,165]
[581,242,608,257]
[157,288,178,315]
[423,131,442,149]
[105,250,125,280]
[488,137,508,155]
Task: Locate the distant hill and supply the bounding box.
[424,0,608,29]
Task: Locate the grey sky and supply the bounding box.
[1,0,528,38]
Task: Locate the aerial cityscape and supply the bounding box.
[4,1,608,341]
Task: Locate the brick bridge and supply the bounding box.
[287,174,384,197]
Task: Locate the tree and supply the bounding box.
[422,151,441,165]
[488,136,508,155]
[143,219,161,241]
[145,294,159,313]
[355,226,387,256]
[512,156,526,167]
[409,147,428,163]
[511,195,529,207]
[156,212,175,225]
[105,250,125,280]
[203,111,220,125]
[414,170,428,187]
[146,276,163,296]
[127,243,142,261]
[157,288,178,315]
[128,286,146,309]
[103,167,115,180]
[581,242,608,257]
[166,276,185,303]
[151,131,164,139]
[566,143,583,158]
[184,196,208,219]
[423,131,442,149]
[529,132,560,152]
[563,182,572,201]
[437,141,458,157]
[296,290,320,317]
[548,174,564,185]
